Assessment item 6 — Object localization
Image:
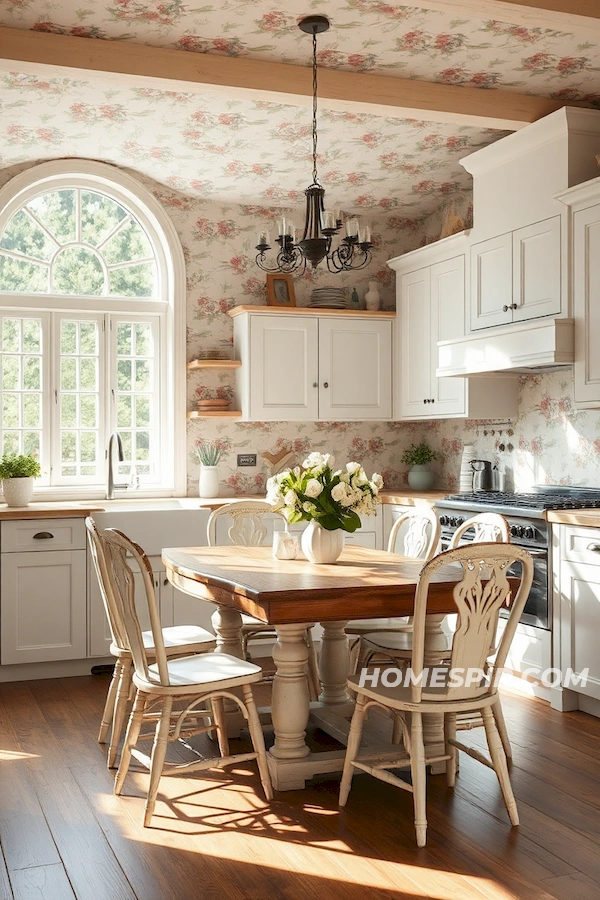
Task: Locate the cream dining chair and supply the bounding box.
[207,500,321,700]
[86,517,217,768]
[339,542,534,847]
[89,522,272,826]
[345,506,441,672]
[358,512,514,756]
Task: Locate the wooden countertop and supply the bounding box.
[547,509,600,527]
[0,502,105,520]
[197,490,449,510]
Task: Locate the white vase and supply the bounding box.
[364,280,381,311]
[301,520,345,564]
[2,477,34,507]
[407,465,434,491]
[199,465,220,498]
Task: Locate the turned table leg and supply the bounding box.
[319,621,352,705]
[211,606,245,737]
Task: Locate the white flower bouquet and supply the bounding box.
[266,451,383,533]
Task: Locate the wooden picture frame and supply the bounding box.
[266,274,296,307]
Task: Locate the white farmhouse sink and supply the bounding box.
[81,497,208,512]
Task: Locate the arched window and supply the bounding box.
[0,161,185,498]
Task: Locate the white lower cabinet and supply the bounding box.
[555,524,600,707]
[1,519,87,665]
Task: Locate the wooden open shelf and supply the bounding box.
[187,359,241,370]
[187,410,241,418]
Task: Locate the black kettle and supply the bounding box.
[470,459,494,492]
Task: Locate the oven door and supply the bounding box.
[502,547,549,629]
[440,534,549,630]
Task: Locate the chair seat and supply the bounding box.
[345,617,412,636]
[143,651,263,693]
[148,624,215,649]
[362,630,453,655]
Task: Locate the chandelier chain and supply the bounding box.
[312,29,319,185]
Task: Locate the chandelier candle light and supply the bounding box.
[255,16,373,275]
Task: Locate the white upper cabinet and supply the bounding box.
[557,176,600,408]
[462,108,600,335]
[230,307,393,421]
[470,217,561,331]
[389,233,518,420]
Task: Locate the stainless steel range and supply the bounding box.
[435,486,600,630]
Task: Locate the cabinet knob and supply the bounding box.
[511,303,518,310]
[312,382,318,388]
[431,398,434,403]
[586,543,600,552]
[33,531,54,540]
[502,305,510,312]
[323,382,329,388]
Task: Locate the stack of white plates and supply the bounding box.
[459,444,476,492]
[309,287,348,309]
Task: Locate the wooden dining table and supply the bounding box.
[162,543,461,791]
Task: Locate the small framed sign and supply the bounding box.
[266,273,296,307]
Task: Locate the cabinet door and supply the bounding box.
[470,233,512,330]
[1,550,87,664]
[431,256,467,416]
[249,315,319,420]
[318,317,392,420]
[399,267,432,417]
[512,216,561,322]
[559,559,600,700]
[573,203,600,406]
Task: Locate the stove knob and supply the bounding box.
[439,515,449,526]
[510,525,523,538]
[524,526,536,540]
[457,517,465,526]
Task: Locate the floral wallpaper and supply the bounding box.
[2,0,599,106]
[421,371,600,494]
[3,0,600,230]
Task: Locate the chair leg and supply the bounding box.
[444,712,457,788]
[144,696,173,827]
[339,693,368,807]
[108,657,133,769]
[305,629,321,702]
[211,696,229,758]
[410,711,428,848]
[114,690,146,796]
[481,705,519,826]
[356,640,375,673]
[242,684,273,801]
[492,698,512,760]
[347,636,361,676]
[98,660,120,743]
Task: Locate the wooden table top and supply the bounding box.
[162,544,461,625]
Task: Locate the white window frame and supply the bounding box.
[0,160,186,499]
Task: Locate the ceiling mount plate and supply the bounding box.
[298,15,330,35]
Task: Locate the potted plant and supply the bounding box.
[266,452,383,564]
[0,453,42,507]
[401,442,437,491]
[195,441,225,498]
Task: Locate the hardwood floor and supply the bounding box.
[0,671,599,900]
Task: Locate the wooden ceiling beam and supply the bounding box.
[0,26,566,131]
[401,1,600,39]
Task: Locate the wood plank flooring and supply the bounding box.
[0,672,598,900]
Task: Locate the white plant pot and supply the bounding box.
[2,477,34,507]
[407,465,434,491]
[199,465,220,498]
[301,520,345,564]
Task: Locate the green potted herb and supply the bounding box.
[401,442,437,491]
[0,453,42,507]
[195,441,225,498]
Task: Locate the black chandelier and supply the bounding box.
[255,15,373,275]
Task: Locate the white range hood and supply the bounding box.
[437,318,574,377]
